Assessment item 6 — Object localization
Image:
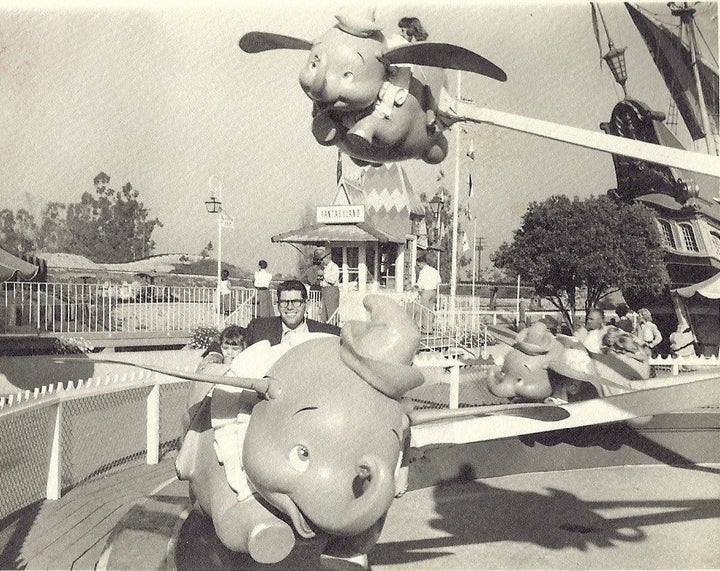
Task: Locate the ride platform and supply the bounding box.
[1,410,717,570]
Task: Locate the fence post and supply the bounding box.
[46,402,63,500]
[146,381,160,465]
[449,362,460,409]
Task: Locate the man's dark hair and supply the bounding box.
[277,279,308,300]
[416,253,428,264]
[615,304,628,317]
[258,260,268,269]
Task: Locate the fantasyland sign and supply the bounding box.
[316,205,365,224]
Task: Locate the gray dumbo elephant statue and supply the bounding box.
[173,295,423,564]
[239,9,506,167]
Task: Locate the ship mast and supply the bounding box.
[669,2,717,155]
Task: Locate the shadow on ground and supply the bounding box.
[370,464,720,568]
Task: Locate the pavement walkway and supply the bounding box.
[2,448,718,570]
[111,461,720,570]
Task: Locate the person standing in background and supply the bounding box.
[414,254,442,333]
[218,269,233,316]
[637,307,663,357]
[314,247,340,323]
[254,259,274,318]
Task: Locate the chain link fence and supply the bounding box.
[0,372,189,521]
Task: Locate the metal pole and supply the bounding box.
[448,102,720,178]
[217,202,222,326]
[450,70,461,310]
[471,218,477,298]
[516,274,521,328]
[685,11,716,155]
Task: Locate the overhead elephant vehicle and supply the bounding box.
[238,9,507,167]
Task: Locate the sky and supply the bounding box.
[0,0,717,277]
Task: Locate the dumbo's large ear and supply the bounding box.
[340,295,423,399]
[239,32,313,54]
[384,42,507,81]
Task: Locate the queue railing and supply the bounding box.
[2,282,257,334]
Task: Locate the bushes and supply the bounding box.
[189,326,220,350]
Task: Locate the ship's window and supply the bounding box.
[658,220,676,248]
[679,223,699,252]
[711,231,720,255]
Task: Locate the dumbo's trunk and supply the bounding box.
[327,453,396,536]
[487,373,517,399]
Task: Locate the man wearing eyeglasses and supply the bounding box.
[245,279,340,346]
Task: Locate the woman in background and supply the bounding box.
[254,259,274,318]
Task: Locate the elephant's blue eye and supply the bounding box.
[289,445,310,472]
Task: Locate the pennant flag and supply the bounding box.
[590,3,604,64]
[220,210,235,229]
[467,172,473,198]
[336,149,343,185]
[462,232,471,253]
[466,139,475,160]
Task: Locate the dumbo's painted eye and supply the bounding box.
[289,445,310,472]
[342,71,354,80]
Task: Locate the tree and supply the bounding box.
[36,202,73,252]
[492,194,669,331]
[63,173,162,263]
[0,208,38,255]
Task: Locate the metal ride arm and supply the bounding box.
[444,100,720,179]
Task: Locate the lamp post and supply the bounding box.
[205,175,223,325]
[429,193,444,268]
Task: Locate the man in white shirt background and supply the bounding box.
[414,254,442,333]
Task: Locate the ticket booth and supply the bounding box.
[272,164,428,295]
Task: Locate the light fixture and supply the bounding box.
[429,194,444,220]
[603,44,628,98]
[205,195,221,214]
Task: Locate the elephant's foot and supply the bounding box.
[312,113,341,146]
[248,521,296,564]
[213,496,295,564]
[422,134,449,165]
